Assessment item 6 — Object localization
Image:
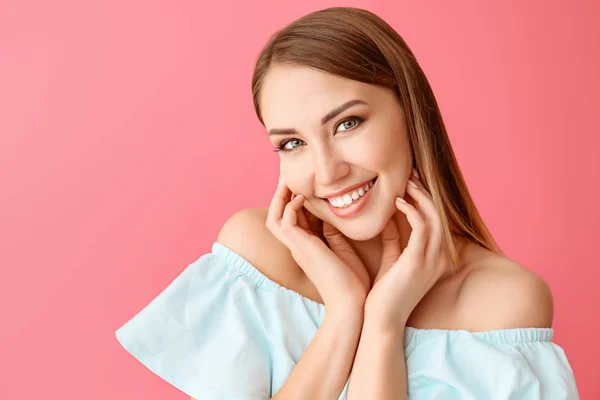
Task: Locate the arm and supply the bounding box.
[345,313,407,400]
[190,306,364,400]
[272,304,365,400]
[217,207,370,400]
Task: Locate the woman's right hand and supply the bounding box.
[266,176,371,312]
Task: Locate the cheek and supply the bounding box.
[358,130,409,169]
[282,170,312,194]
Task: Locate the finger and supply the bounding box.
[322,221,354,255]
[410,171,433,201]
[409,169,433,217]
[323,221,370,287]
[404,186,425,218]
[302,207,321,235]
[380,217,402,266]
[394,196,427,257]
[412,167,419,179]
[374,218,402,285]
[280,195,321,258]
[281,193,305,233]
[406,179,442,256]
[297,206,311,232]
[278,162,284,186]
[406,179,436,219]
[266,181,292,230]
[322,222,360,265]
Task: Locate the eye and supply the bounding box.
[272,116,364,154]
[273,138,305,153]
[336,116,364,132]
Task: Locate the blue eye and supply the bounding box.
[275,138,305,153]
[272,116,365,154]
[337,118,360,132]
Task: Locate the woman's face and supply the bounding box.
[261,64,413,241]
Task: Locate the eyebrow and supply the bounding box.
[268,99,368,136]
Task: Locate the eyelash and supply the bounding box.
[272,116,365,154]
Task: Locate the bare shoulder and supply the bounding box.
[216,207,308,294]
[455,246,554,331]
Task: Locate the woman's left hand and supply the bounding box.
[364,169,451,332]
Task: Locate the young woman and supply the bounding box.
[115,7,579,399]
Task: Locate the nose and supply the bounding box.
[312,145,349,187]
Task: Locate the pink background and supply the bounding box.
[1,0,598,398]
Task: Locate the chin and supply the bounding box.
[322,204,394,242]
[336,225,381,241]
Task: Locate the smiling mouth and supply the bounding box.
[321,176,378,208]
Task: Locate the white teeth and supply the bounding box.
[327,179,375,209]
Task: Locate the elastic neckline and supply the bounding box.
[211,241,554,343]
[404,326,554,344]
[212,241,324,308]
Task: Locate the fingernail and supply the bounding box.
[278,174,284,186]
[396,196,407,204]
[408,180,418,188]
[412,168,419,178]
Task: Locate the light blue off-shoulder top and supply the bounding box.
[115,242,580,399]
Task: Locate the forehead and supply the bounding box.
[260,65,377,129]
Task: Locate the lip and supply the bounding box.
[320,177,376,199]
[323,177,377,218]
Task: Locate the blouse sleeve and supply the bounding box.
[114,251,272,400]
[404,328,580,399]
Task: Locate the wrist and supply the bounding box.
[361,313,406,348]
[363,302,408,335]
[326,299,366,323]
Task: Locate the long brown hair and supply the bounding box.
[251,6,503,271]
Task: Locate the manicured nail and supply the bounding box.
[408,180,418,188]
[396,196,407,204]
